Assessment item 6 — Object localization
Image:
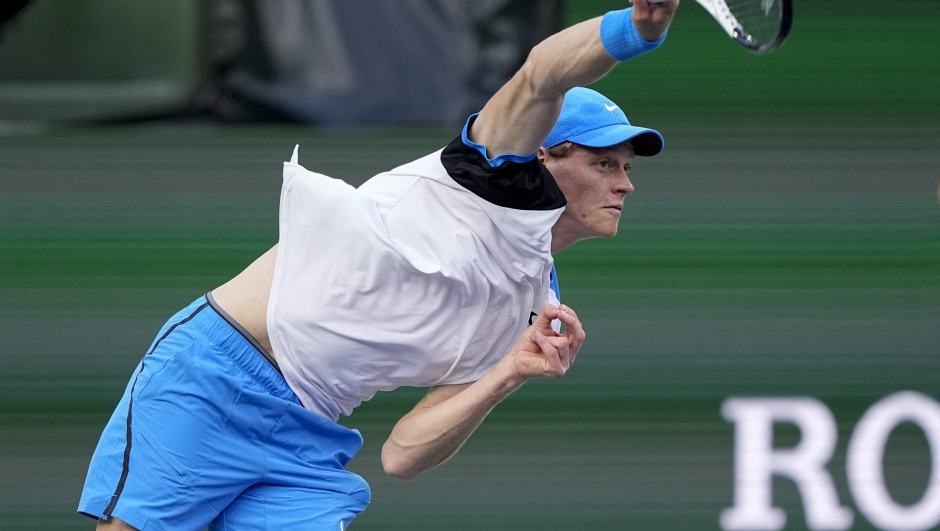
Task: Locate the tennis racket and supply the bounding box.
[648,0,792,53]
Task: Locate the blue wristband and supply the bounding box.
[599,7,666,62]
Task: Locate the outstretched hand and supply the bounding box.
[501,304,586,382]
[631,0,679,42]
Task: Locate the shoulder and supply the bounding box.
[441,115,566,211]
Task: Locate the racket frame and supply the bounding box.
[647,0,793,53]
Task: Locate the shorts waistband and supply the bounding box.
[184,294,300,405]
[205,291,281,372]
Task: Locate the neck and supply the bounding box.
[550,218,583,254]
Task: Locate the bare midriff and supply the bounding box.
[211,245,279,361]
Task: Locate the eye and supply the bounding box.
[597,160,609,169]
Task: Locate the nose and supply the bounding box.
[616,172,635,195]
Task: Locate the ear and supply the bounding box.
[536,146,549,164]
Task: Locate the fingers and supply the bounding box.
[559,304,584,337]
[652,0,679,19]
[532,329,570,377]
[531,304,560,330]
[533,304,584,342]
[632,0,678,37]
[632,0,657,14]
[644,0,679,7]
[520,303,585,378]
[557,304,586,362]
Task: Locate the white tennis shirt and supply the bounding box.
[267,128,566,420]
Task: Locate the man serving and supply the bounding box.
[79,1,679,529]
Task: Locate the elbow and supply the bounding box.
[384,464,421,481]
[381,444,422,480]
[516,44,561,101]
[382,458,421,481]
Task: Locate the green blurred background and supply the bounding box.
[1,0,938,530]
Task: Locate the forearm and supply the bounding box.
[381,360,524,480]
[516,5,672,101]
[524,18,617,102]
[470,1,675,159]
[382,304,585,480]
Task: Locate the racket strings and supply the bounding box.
[724,0,785,47]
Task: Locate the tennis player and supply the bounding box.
[79,1,677,529]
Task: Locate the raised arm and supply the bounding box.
[469,0,678,160]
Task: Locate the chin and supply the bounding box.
[595,224,619,239]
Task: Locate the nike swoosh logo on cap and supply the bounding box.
[605,104,619,111]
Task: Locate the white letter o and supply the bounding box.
[847,391,940,531]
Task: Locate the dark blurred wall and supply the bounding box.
[0,0,204,121]
[203,0,563,123]
[0,0,562,124]
[0,0,33,28]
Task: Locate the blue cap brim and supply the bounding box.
[566,124,664,157]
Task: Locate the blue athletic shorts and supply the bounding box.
[78,295,371,530]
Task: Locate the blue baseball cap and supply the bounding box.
[543,87,664,156]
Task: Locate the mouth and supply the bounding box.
[603,205,623,216]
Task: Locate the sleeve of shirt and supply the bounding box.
[439,114,567,211]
